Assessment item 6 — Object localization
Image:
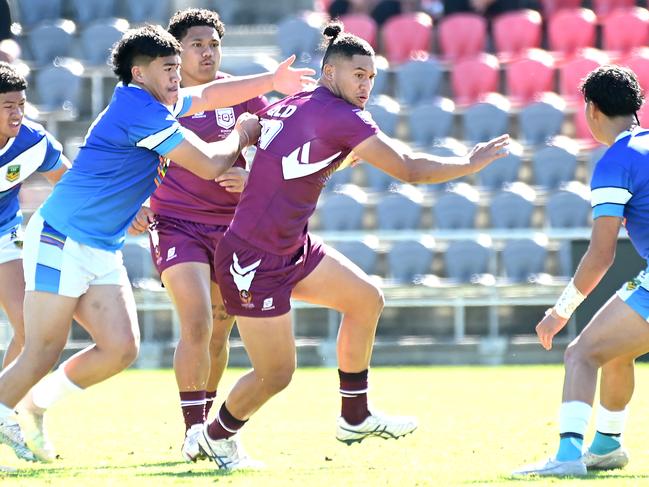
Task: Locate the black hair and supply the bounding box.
[0,61,27,94]
[320,21,374,70]
[168,8,225,42]
[580,65,644,119]
[111,24,182,84]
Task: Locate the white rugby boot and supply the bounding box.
[582,447,629,470]
[17,391,55,462]
[512,458,587,477]
[197,427,263,471]
[336,411,418,445]
[181,424,206,463]
[0,417,36,462]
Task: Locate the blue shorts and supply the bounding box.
[616,267,649,320]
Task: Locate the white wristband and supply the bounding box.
[554,280,585,319]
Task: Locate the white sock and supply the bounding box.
[0,402,13,420]
[596,405,627,435]
[559,401,592,435]
[31,365,83,410]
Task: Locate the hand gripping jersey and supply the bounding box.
[0,119,62,235]
[228,86,379,255]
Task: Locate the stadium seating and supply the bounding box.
[340,13,377,48]
[333,240,378,275]
[450,53,500,106]
[433,183,479,229]
[386,238,435,284]
[15,0,62,29]
[34,59,84,112]
[546,182,591,228]
[505,49,555,105]
[559,48,609,102]
[547,8,597,60]
[220,54,278,76]
[276,14,321,59]
[540,0,582,17]
[69,0,116,24]
[376,185,424,230]
[462,94,510,144]
[518,93,566,146]
[492,9,543,61]
[381,12,433,64]
[80,18,129,66]
[362,163,398,192]
[396,58,442,106]
[476,140,523,189]
[121,0,171,24]
[371,55,390,96]
[489,182,536,229]
[531,140,579,188]
[437,13,487,62]
[502,237,548,283]
[592,0,637,17]
[366,95,400,137]
[28,20,76,66]
[325,166,353,192]
[122,241,156,282]
[602,7,649,57]
[621,48,649,92]
[408,98,455,147]
[444,238,493,283]
[318,186,367,231]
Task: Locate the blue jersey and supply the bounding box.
[591,128,649,260]
[0,119,62,235]
[40,84,192,250]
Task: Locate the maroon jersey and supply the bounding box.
[150,73,268,225]
[228,86,379,255]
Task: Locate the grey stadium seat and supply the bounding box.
[325,166,353,192]
[34,60,84,112]
[70,0,116,24]
[408,98,455,147]
[546,182,591,228]
[433,183,479,229]
[362,163,398,192]
[396,58,442,106]
[276,15,321,59]
[318,186,367,231]
[28,20,76,66]
[462,94,510,144]
[502,237,548,282]
[366,95,400,137]
[532,141,579,189]
[16,0,62,29]
[519,93,566,146]
[122,240,157,282]
[122,0,170,24]
[81,18,129,66]
[334,241,378,275]
[489,182,536,229]
[476,139,523,189]
[376,185,424,230]
[444,238,493,283]
[387,238,435,284]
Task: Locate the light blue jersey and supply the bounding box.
[0,119,62,235]
[40,83,192,250]
[591,128,649,260]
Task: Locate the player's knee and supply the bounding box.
[261,363,295,395]
[180,317,212,347]
[564,340,601,369]
[108,331,140,368]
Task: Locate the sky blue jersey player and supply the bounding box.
[515,66,649,477]
[0,24,314,464]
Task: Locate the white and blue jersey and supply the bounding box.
[0,119,62,235]
[39,83,192,251]
[592,128,649,319]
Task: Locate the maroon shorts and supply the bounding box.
[214,231,327,317]
[148,215,229,283]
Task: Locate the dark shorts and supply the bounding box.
[148,215,228,283]
[214,231,327,317]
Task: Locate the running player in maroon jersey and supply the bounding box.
[197,22,510,470]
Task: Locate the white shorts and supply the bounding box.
[23,211,130,298]
[0,225,22,265]
[616,266,649,321]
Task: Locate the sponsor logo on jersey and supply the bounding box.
[281,142,341,180]
[627,278,640,291]
[6,165,20,182]
[166,247,177,261]
[216,108,236,129]
[262,297,275,311]
[192,111,207,119]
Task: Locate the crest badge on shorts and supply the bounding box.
[216,108,236,129]
[6,165,20,182]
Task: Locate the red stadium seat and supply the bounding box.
[505,49,555,105]
[438,13,487,62]
[559,48,609,102]
[451,53,500,106]
[548,9,597,60]
[493,9,543,61]
[602,8,649,57]
[539,0,582,17]
[340,13,378,48]
[381,12,433,64]
[592,0,635,17]
[621,48,649,93]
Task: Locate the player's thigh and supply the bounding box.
[573,295,649,364]
[292,246,383,313]
[22,290,77,354]
[0,259,25,331]
[74,283,139,348]
[236,313,295,374]
[161,261,213,327]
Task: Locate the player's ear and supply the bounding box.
[323,63,335,81]
[131,65,145,84]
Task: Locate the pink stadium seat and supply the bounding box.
[381,12,433,64]
[621,48,649,93]
[340,13,378,48]
[505,49,555,105]
[493,9,543,61]
[539,0,582,17]
[438,13,487,62]
[451,53,500,106]
[592,0,636,17]
[602,8,649,56]
[559,48,609,102]
[548,9,597,60]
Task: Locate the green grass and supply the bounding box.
[3,365,649,486]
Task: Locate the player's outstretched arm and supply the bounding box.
[180,55,315,117]
[535,216,621,350]
[352,132,510,184]
[165,113,261,180]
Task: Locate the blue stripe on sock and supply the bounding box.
[589,431,621,455]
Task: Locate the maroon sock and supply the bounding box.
[339,369,370,426]
[207,403,247,440]
[204,390,217,420]
[179,390,206,432]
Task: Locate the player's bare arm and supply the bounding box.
[352,132,510,184]
[180,55,315,116]
[216,166,249,193]
[42,155,71,185]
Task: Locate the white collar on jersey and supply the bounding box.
[615,125,645,142]
[0,135,16,157]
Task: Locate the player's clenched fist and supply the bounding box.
[235,112,261,149]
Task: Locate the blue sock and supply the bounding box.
[589,431,621,455]
[556,433,583,461]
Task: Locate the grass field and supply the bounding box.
[2,365,649,486]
